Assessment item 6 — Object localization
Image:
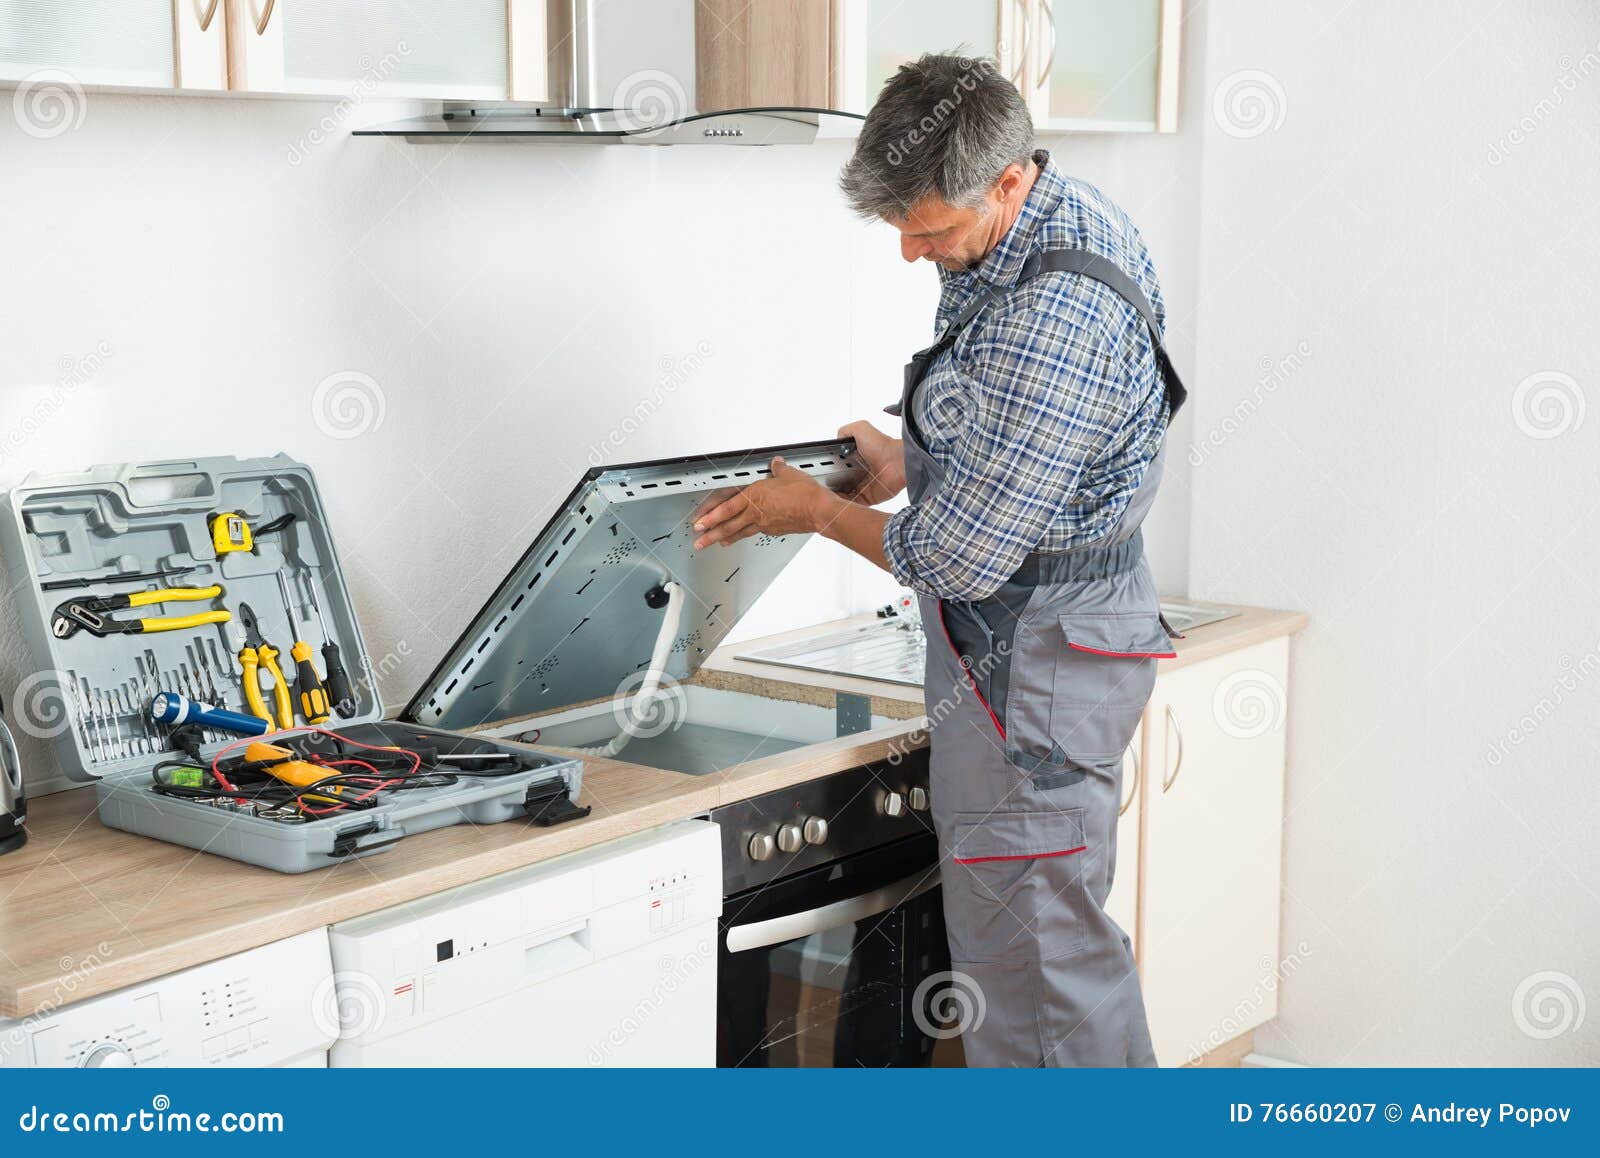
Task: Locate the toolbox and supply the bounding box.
[0,455,587,873]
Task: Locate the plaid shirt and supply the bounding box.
[883,150,1171,601]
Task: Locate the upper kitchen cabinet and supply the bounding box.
[831,0,1181,131]
[830,0,1018,115]
[226,0,543,100]
[1020,0,1182,132]
[0,0,227,91]
[696,0,832,111]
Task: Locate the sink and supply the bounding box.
[1156,598,1239,635]
[513,686,896,776]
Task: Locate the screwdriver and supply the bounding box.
[305,578,356,719]
[277,573,330,724]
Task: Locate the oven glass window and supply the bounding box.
[718,837,964,1067]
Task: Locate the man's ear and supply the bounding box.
[994,161,1027,203]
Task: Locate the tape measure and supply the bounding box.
[209,512,253,555]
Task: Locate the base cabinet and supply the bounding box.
[1136,637,1291,1065]
[1105,720,1142,958]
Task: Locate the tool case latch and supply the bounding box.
[328,821,402,859]
[523,780,591,827]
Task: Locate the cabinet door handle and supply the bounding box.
[251,0,277,36]
[1161,704,1184,793]
[1036,0,1058,89]
[1007,0,1031,85]
[196,0,220,32]
[1119,738,1140,816]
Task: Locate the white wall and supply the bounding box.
[1189,0,1600,1063]
[1,81,1201,796]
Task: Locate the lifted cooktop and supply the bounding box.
[403,440,862,733]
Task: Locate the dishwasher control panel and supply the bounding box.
[0,928,335,1068]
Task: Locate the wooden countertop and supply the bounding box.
[0,601,1303,1019]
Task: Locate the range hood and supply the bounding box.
[357,0,864,145]
[355,104,862,146]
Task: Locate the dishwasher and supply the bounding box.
[327,819,721,1066]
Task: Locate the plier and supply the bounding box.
[51,585,230,639]
[238,602,294,731]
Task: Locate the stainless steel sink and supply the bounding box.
[738,598,1240,687]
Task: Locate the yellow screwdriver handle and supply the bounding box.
[291,641,330,724]
[138,610,232,634]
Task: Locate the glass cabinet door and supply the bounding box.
[835,0,1012,114]
[0,0,178,88]
[1029,0,1177,132]
[867,0,1003,97]
[228,0,518,100]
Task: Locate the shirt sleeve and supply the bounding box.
[883,299,1137,601]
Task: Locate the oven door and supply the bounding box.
[717,832,952,1067]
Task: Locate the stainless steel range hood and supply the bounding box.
[355,104,862,146]
[357,0,864,146]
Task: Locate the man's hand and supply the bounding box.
[838,420,906,506]
[692,457,838,550]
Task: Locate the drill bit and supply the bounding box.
[72,676,98,762]
[87,680,109,762]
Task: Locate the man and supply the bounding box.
[692,54,1184,1067]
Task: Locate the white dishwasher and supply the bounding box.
[0,928,335,1068]
[328,819,721,1067]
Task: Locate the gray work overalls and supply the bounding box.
[889,249,1187,1067]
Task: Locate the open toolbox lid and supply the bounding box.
[401,439,862,733]
[0,455,384,784]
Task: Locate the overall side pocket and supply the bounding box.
[948,809,1089,963]
[1010,611,1170,789]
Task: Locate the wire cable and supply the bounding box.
[575,580,684,759]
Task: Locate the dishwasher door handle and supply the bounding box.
[524,917,592,979]
[725,866,941,953]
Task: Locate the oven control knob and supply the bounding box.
[907,786,929,812]
[748,832,776,862]
[802,816,828,845]
[776,823,804,854]
[883,791,906,818]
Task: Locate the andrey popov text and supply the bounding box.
[1231,1103,1572,1128]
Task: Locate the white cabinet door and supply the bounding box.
[1141,637,1290,1065]
[833,0,1018,115]
[1023,0,1181,132]
[228,0,539,100]
[0,0,224,90]
[1105,718,1142,958]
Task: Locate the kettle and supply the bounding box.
[0,695,25,855]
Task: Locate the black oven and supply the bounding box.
[713,753,960,1067]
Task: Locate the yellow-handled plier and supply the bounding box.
[238,602,294,730]
[51,585,230,639]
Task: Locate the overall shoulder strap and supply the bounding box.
[1020,248,1188,419]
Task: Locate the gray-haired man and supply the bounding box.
[693,54,1184,1067]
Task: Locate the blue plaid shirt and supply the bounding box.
[883,150,1171,601]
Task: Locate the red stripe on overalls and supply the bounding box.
[954,844,1087,865]
[937,602,1005,740]
[1068,642,1177,659]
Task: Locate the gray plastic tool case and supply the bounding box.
[0,455,586,873]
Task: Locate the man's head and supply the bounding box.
[839,53,1037,271]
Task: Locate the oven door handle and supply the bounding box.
[724,866,941,953]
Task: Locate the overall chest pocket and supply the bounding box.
[1043,611,1172,769]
